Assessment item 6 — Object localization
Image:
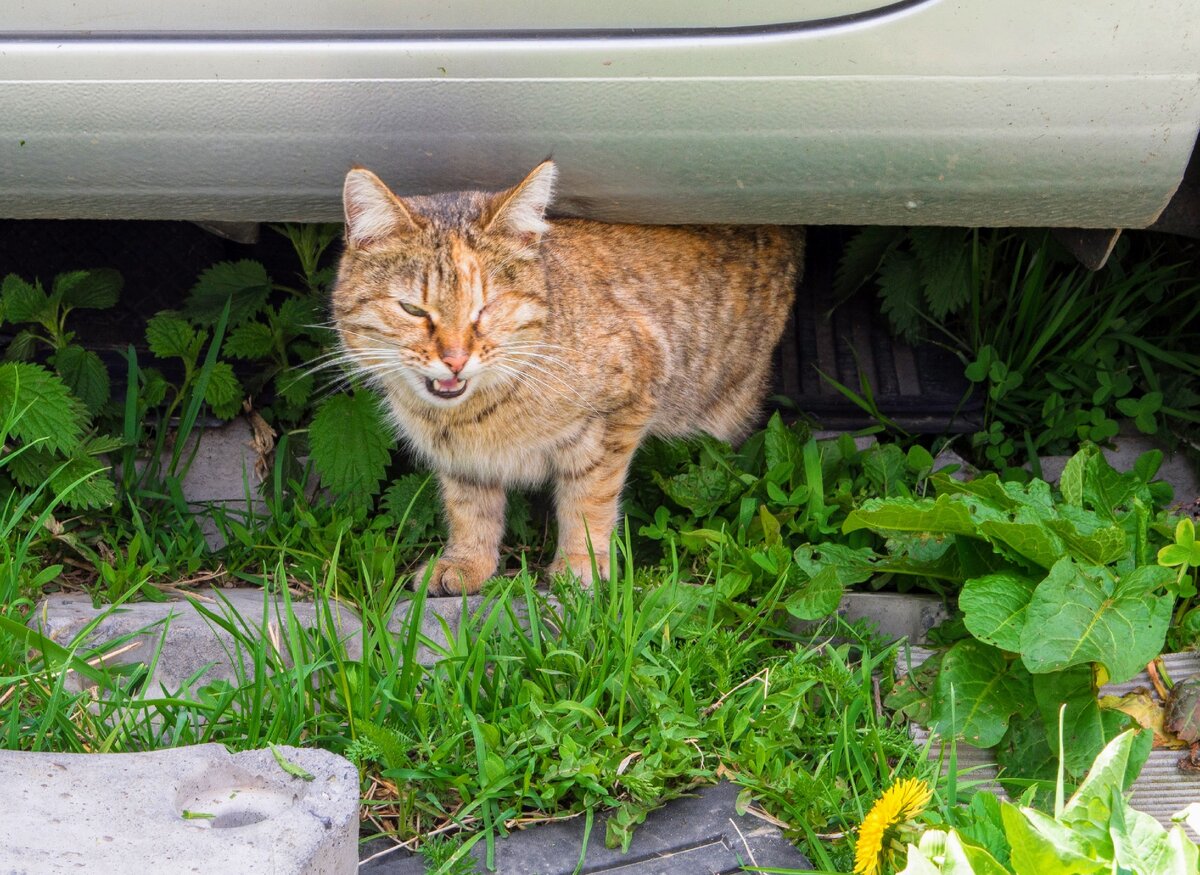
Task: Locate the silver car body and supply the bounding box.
[3,1,1200,226]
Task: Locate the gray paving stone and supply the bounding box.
[360,781,809,874]
[32,588,363,697]
[137,417,271,550]
[789,591,950,645]
[0,744,359,874]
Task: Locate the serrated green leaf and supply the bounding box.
[4,329,39,361]
[52,345,110,414]
[275,371,313,411]
[276,297,317,334]
[203,362,243,419]
[876,250,924,343]
[833,226,901,299]
[186,260,271,326]
[960,572,1038,651]
[53,268,122,309]
[146,312,201,361]
[83,433,126,455]
[381,473,442,547]
[2,274,51,325]
[932,639,1031,747]
[310,391,393,506]
[50,453,115,510]
[910,228,972,319]
[783,564,845,621]
[224,321,277,360]
[1020,558,1174,682]
[0,362,86,453]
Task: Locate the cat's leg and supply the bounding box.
[414,473,506,596]
[550,420,645,586]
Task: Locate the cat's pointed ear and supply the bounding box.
[482,161,557,244]
[343,168,422,247]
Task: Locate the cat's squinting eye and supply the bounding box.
[399,301,429,318]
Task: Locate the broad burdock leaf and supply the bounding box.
[0,362,87,453]
[843,493,982,537]
[53,268,122,309]
[146,312,202,361]
[1062,728,1152,824]
[185,260,271,326]
[1020,558,1174,682]
[1032,666,1129,777]
[52,344,110,414]
[786,544,875,621]
[1,274,51,325]
[960,572,1038,651]
[224,321,276,359]
[309,391,393,506]
[932,639,1031,747]
[977,511,1066,570]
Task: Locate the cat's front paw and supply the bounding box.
[547,552,609,587]
[412,557,494,596]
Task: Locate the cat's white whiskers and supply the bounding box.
[490,357,598,413]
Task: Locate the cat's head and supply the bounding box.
[331,161,556,407]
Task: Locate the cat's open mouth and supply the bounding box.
[425,377,469,399]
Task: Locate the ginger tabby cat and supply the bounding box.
[332,161,802,594]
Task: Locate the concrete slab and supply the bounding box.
[790,592,951,646]
[138,417,272,550]
[0,744,359,874]
[32,588,363,697]
[360,781,809,874]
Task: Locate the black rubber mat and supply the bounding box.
[773,227,982,433]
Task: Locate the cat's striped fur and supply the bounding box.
[332,161,802,594]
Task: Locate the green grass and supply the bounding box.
[0,506,930,870]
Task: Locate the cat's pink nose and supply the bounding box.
[441,350,469,374]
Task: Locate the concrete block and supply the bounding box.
[0,744,359,874]
[32,588,363,697]
[137,417,272,550]
[789,592,951,646]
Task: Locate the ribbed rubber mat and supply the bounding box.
[774,228,982,433]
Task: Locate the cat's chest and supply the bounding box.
[388,393,565,486]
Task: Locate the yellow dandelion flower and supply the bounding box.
[853,777,933,875]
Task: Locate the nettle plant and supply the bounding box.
[836,228,1200,470]
[0,223,402,517]
[820,444,1181,785]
